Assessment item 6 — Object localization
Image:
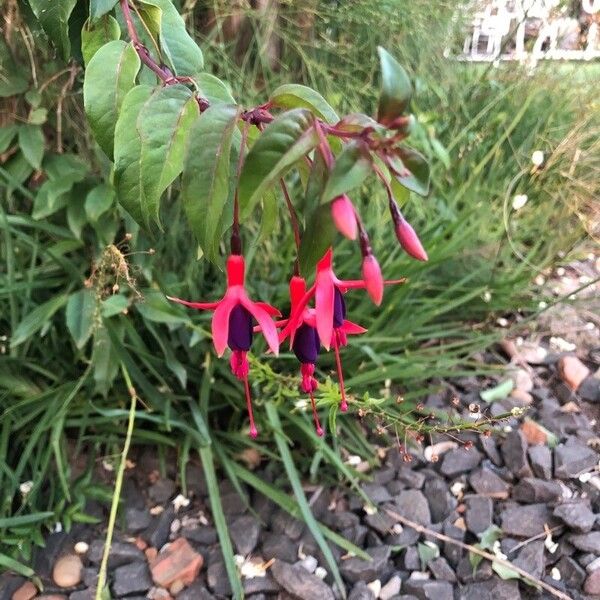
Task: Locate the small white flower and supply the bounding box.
[534,274,545,286]
[511,407,524,417]
[496,317,509,327]
[19,481,33,496]
[345,455,362,466]
[315,567,327,580]
[482,291,492,303]
[531,150,544,166]
[512,194,528,210]
[294,399,307,410]
[538,301,548,309]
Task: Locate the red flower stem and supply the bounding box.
[243,375,258,438]
[231,122,249,255]
[332,330,348,412]
[309,390,324,436]
[373,162,404,229]
[120,0,178,85]
[315,122,334,169]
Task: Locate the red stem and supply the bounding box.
[309,391,324,436]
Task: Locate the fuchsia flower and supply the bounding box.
[167,254,280,438]
[394,215,428,262]
[280,248,404,413]
[331,195,358,240]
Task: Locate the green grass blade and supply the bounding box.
[199,444,244,600]
[265,401,347,598]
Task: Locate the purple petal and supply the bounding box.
[228,304,253,351]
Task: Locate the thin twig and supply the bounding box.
[508,525,563,556]
[383,507,571,600]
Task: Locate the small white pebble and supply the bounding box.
[170,519,181,534]
[496,317,509,327]
[534,275,545,286]
[74,541,89,555]
[364,504,377,516]
[409,571,430,581]
[345,455,362,466]
[551,567,561,581]
[150,505,164,516]
[298,555,318,574]
[450,481,466,498]
[538,301,548,309]
[556,267,566,276]
[483,291,492,303]
[391,523,403,534]
[315,566,327,580]
[172,494,190,512]
[102,460,114,472]
[367,579,381,597]
[503,425,513,433]
[579,472,593,483]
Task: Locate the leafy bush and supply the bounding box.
[0,0,596,592]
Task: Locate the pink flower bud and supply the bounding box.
[395,218,428,261]
[361,254,384,306]
[331,195,357,240]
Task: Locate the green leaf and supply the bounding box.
[270,84,338,123]
[418,541,440,570]
[90,0,119,20]
[85,183,115,222]
[114,85,154,224]
[377,46,412,125]
[266,402,347,598]
[0,553,35,578]
[298,203,336,278]
[492,560,520,580]
[321,141,372,202]
[389,146,430,197]
[336,113,386,135]
[304,149,328,212]
[18,125,45,170]
[0,511,54,528]
[27,0,77,59]
[199,445,244,600]
[32,177,81,220]
[138,0,203,76]
[196,73,236,104]
[101,294,129,317]
[28,108,48,125]
[83,40,141,160]
[136,292,188,325]
[67,197,87,239]
[0,39,29,97]
[480,379,514,403]
[256,187,279,244]
[66,289,97,349]
[11,295,68,347]
[182,103,240,262]
[92,324,121,396]
[239,108,318,218]
[478,525,503,549]
[138,85,199,227]
[0,124,18,153]
[81,15,121,65]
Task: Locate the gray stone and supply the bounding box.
[243,573,280,595]
[111,561,152,597]
[479,434,503,466]
[374,467,396,486]
[125,507,151,533]
[69,590,96,600]
[554,501,596,533]
[271,560,335,600]
[402,546,421,571]
[365,506,398,536]
[500,503,557,537]
[271,510,304,540]
[207,561,232,596]
[554,440,598,478]
[501,430,532,478]
[428,556,456,582]
[391,490,431,545]
[569,531,600,553]
[148,477,176,504]
[440,448,483,476]
[424,478,456,523]
[579,375,600,402]
[396,467,425,489]
[512,478,562,503]
[261,532,298,563]
[465,497,493,535]
[177,580,215,600]
[0,575,26,599]
[348,581,376,600]
[88,540,144,568]
[220,491,247,515]
[527,445,552,479]
[403,579,453,600]
[555,556,586,589]
[230,515,260,555]
[183,525,217,546]
[584,569,600,596]
[145,506,175,549]
[340,545,391,583]
[469,468,509,498]
[361,483,393,504]
[442,521,465,567]
[459,579,521,599]
[456,555,493,583]
[513,541,544,579]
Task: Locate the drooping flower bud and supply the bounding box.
[395,217,428,262]
[361,254,384,305]
[331,195,357,240]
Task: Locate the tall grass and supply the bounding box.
[0,0,596,586]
